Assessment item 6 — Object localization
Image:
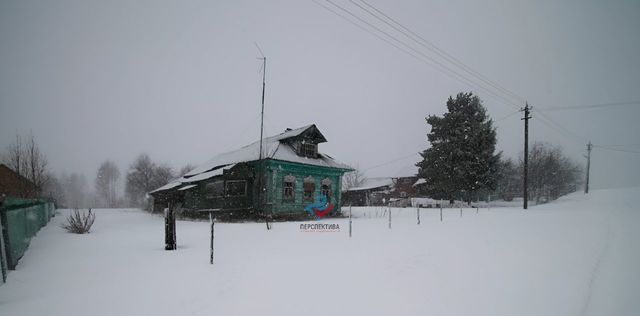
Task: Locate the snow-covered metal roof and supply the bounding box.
[184,164,235,182]
[413,178,427,187]
[347,177,395,192]
[177,184,197,191]
[184,124,351,177]
[150,125,352,195]
[150,181,183,194]
[149,164,236,194]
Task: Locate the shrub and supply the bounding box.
[62,209,95,234]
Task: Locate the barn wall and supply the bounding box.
[183,164,254,211]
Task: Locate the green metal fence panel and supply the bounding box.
[1,198,56,271]
[38,204,47,227]
[27,206,40,238]
[5,209,28,269]
[47,203,52,220]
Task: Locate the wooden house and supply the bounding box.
[0,164,37,199]
[149,124,353,218]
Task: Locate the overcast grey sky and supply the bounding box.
[1,0,639,192]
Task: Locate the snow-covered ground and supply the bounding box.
[1,188,638,316]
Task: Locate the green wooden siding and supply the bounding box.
[263,160,344,214]
[176,159,347,216]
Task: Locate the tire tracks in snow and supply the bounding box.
[579,210,615,316]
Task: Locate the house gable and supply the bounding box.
[274,125,327,159]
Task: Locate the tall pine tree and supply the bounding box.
[416,92,500,204]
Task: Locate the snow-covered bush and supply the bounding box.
[61,209,95,234]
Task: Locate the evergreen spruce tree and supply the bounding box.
[416,92,500,204]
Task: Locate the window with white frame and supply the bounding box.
[321,178,332,198]
[283,175,295,201]
[303,176,315,201]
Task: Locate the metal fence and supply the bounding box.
[0,197,56,283]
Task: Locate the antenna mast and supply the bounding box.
[256,43,266,160]
[259,57,266,160]
[255,43,268,220]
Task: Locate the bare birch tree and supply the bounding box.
[2,133,49,197]
[95,160,120,207]
[125,154,174,208]
[342,164,366,191]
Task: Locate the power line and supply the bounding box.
[323,0,520,110]
[362,152,419,172]
[494,109,521,124]
[595,143,640,148]
[537,101,640,111]
[529,108,640,157]
[316,0,521,111]
[311,0,435,68]
[354,0,526,105]
[311,0,518,110]
[530,111,640,155]
[531,108,587,144]
[592,145,640,154]
[314,1,639,159]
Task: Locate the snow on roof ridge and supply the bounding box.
[269,124,315,141]
[149,164,238,194]
[183,163,230,179]
[181,124,350,180]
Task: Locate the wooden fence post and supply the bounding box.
[265,215,271,230]
[0,210,7,283]
[164,203,176,250]
[349,205,352,238]
[417,207,420,225]
[210,212,214,264]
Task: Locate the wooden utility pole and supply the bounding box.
[585,141,592,194]
[522,103,532,210]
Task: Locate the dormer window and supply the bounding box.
[300,141,317,158]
